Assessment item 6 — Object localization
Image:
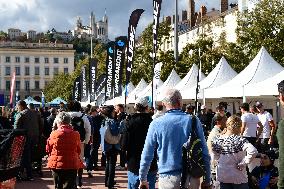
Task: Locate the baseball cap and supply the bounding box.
[201,105,206,110]
[135,97,149,108]
[255,101,263,108]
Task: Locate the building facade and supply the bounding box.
[0,42,75,104]
[160,0,258,53]
[8,28,23,40]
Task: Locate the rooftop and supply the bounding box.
[0,41,74,50]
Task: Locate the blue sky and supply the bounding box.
[0,0,237,40]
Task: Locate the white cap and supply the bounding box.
[201,105,206,110]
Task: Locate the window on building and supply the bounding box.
[44,58,49,63]
[35,57,40,63]
[25,67,30,75]
[44,81,49,86]
[64,58,68,64]
[15,57,20,63]
[45,67,49,75]
[54,67,59,75]
[5,67,10,76]
[6,81,10,91]
[15,67,20,76]
[25,81,30,91]
[25,57,30,63]
[15,81,20,90]
[35,81,40,90]
[54,58,59,64]
[35,66,40,75]
[6,57,10,63]
[64,68,68,74]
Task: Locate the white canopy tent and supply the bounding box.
[104,82,135,105]
[205,47,284,99]
[134,79,164,103]
[175,64,205,91]
[157,69,181,101]
[127,79,148,103]
[245,70,284,97]
[181,57,237,99]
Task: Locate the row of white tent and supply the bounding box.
[106,47,284,105]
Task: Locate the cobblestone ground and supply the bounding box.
[15,150,128,189]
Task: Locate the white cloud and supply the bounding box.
[0,0,238,39]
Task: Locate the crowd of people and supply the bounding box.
[0,81,284,189]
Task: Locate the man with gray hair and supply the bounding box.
[139,89,211,189]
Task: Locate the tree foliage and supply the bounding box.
[131,21,171,85]
[43,58,89,101]
[237,0,284,64]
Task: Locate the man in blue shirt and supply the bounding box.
[139,89,211,189]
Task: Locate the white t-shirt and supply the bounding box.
[257,111,273,139]
[241,112,259,137]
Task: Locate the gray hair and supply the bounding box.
[162,88,182,106]
[56,112,71,125]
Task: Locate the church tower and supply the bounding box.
[90,11,97,37]
[96,9,109,43]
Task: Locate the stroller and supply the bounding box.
[0,129,26,188]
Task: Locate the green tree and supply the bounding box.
[43,58,89,101]
[131,21,171,85]
[237,0,284,64]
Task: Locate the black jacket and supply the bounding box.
[121,113,157,174]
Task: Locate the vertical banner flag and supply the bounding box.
[80,65,88,102]
[153,0,162,61]
[114,36,127,97]
[152,62,162,108]
[41,91,45,107]
[125,9,145,91]
[9,71,16,106]
[151,0,162,107]
[90,58,98,103]
[96,74,107,98]
[73,76,81,101]
[105,41,115,101]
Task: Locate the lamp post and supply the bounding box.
[174,0,179,64]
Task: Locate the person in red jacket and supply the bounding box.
[46,112,83,189]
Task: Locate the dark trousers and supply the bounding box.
[101,153,106,167]
[21,138,33,178]
[84,144,93,171]
[256,138,270,153]
[91,139,100,168]
[105,149,118,188]
[119,150,126,167]
[244,137,257,147]
[77,168,83,186]
[52,169,77,189]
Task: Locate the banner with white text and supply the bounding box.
[114,36,127,97]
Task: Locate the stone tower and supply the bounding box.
[188,0,196,28]
[90,11,97,37]
[220,0,229,13]
[96,9,108,43]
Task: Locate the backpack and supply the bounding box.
[181,115,206,188]
[104,119,121,145]
[71,115,86,142]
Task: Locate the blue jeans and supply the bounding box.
[128,171,156,189]
[220,183,249,189]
